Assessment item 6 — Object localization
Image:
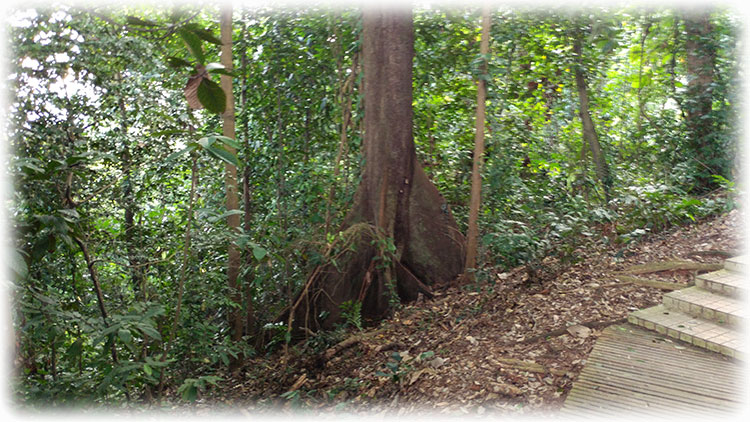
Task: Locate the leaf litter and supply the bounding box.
[199,209,742,416]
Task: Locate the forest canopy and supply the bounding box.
[6,2,741,406]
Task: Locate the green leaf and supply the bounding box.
[184,23,222,45]
[197,77,226,114]
[167,56,193,69]
[65,338,83,360]
[118,329,132,344]
[143,363,152,376]
[20,161,44,175]
[181,383,198,402]
[419,351,435,360]
[252,246,267,261]
[197,136,215,149]
[213,135,241,149]
[178,28,205,64]
[126,16,159,27]
[136,323,162,341]
[166,145,196,162]
[220,209,245,218]
[204,144,239,167]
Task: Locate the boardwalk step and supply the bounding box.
[663,286,746,327]
[628,305,745,360]
[562,325,742,417]
[724,255,749,274]
[695,269,746,298]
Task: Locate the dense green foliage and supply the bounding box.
[7,4,739,405]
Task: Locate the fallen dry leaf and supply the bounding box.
[566,325,592,339]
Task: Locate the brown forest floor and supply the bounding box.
[200,209,744,417]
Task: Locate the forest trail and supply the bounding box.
[206,209,744,416]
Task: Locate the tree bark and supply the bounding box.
[684,11,719,189]
[464,5,491,280]
[220,6,244,348]
[572,32,611,202]
[238,12,256,341]
[280,9,465,336]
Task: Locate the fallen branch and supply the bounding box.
[516,317,627,345]
[320,328,385,362]
[684,250,736,259]
[286,373,308,393]
[610,274,690,291]
[615,260,722,275]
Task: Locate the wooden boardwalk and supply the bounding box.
[561,324,745,418]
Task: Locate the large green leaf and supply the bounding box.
[167,56,193,69]
[197,77,226,114]
[183,23,222,45]
[212,135,241,149]
[252,246,268,261]
[178,28,205,64]
[204,144,239,167]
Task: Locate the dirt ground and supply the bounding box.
[199,208,744,417]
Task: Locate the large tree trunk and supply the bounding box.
[684,11,719,189]
[281,9,465,335]
[573,32,611,202]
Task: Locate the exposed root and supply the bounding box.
[609,275,691,291]
[615,260,722,275]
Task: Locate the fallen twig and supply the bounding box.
[515,317,627,345]
[615,260,722,275]
[610,274,690,291]
[684,249,736,259]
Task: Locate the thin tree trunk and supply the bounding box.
[74,236,120,371]
[464,5,491,280]
[238,13,256,341]
[220,7,244,351]
[572,32,611,202]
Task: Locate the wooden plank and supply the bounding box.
[592,328,740,389]
[565,381,703,416]
[562,324,742,416]
[583,353,738,396]
[599,325,737,367]
[595,334,740,375]
[589,341,740,379]
[576,372,735,409]
[569,379,728,415]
